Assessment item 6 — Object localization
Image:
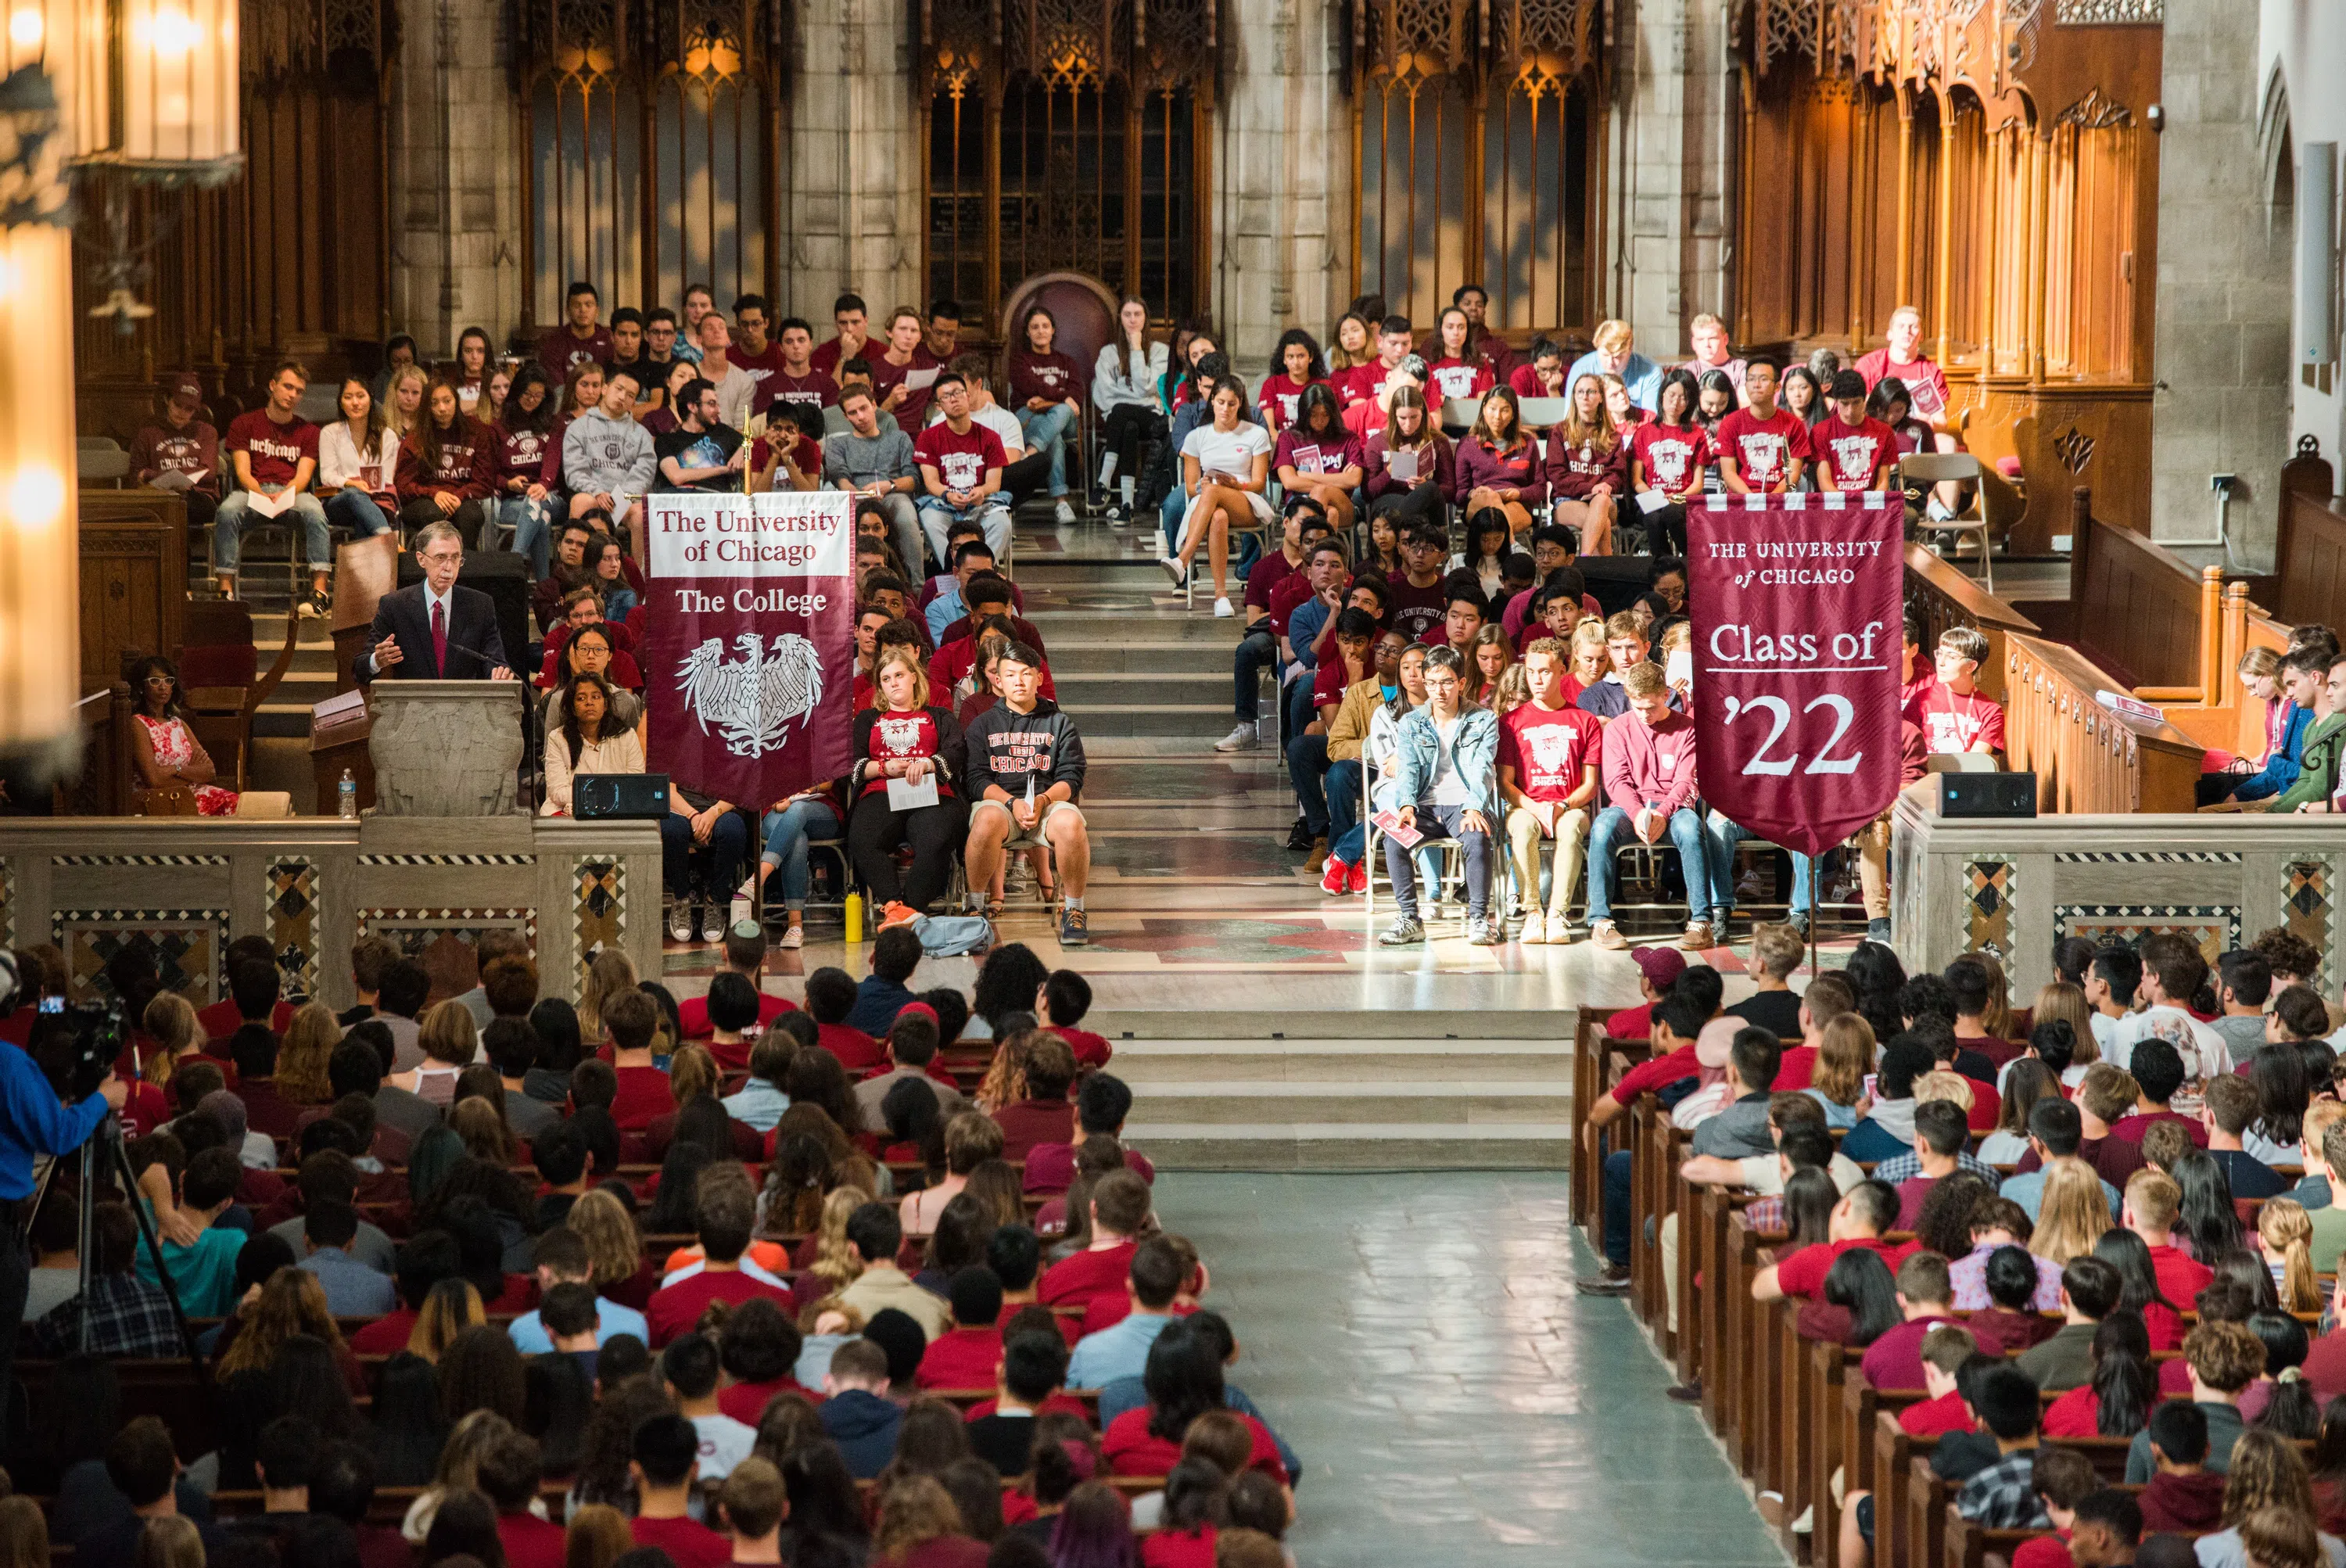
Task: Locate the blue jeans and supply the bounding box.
[917,495,1011,562]
[661,810,750,899]
[1603,1147,1634,1267]
[1384,802,1494,921]
[323,490,395,541]
[1325,759,1365,864]
[1016,404,1078,497]
[1287,733,1333,836]
[1232,626,1275,722]
[757,798,840,910]
[213,486,331,573]
[499,493,556,579]
[1705,817,1812,920]
[1585,806,1713,924]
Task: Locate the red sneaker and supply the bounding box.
[1319,856,1351,896]
[1348,860,1369,894]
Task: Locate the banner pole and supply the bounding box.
[1806,852,1820,978]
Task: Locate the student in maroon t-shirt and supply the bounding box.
[601,990,675,1130]
[1715,358,1810,496]
[1007,304,1087,522]
[726,293,785,404]
[1860,1250,1961,1390]
[992,1037,1079,1161]
[1498,640,1604,944]
[913,372,1010,564]
[917,1267,1010,1389]
[625,1415,734,1564]
[809,292,872,379]
[752,317,839,416]
[217,361,331,608]
[1906,625,2006,759]
[1810,368,1899,493]
[1544,375,1627,555]
[1628,369,1712,558]
[1039,971,1114,1071]
[1384,522,1453,644]
[1038,1168,1153,1317]
[676,924,795,1039]
[802,968,884,1075]
[394,382,497,546]
[871,307,942,428]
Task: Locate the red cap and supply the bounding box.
[167,374,203,407]
[1630,945,1688,989]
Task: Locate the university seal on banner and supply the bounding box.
[676,633,827,758]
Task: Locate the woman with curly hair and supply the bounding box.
[575,947,639,1046]
[759,1132,830,1241]
[272,1002,340,1112]
[565,1186,655,1308]
[217,1266,362,1389]
[971,942,1050,1041]
[569,1375,675,1515]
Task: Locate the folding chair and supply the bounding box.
[1898,452,1994,591]
[1361,762,1509,939]
[1182,499,1274,611]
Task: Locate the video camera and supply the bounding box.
[30,993,126,1103]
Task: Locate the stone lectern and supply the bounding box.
[367,680,528,816]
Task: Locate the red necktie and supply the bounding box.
[431,599,447,674]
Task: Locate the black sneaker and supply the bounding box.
[1575,1268,1633,1297]
[1867,917,1892,942]
[1059,909,1089,946]
[1666,1381,1705,1404]
[298,587,331,619]
[1284,817,1315,852]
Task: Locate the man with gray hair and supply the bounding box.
[357,522,515,681]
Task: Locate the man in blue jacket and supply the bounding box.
[1379,645,1501,947]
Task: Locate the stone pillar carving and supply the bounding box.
[1611,0,1734,360]
[389,0,522,356]
[1213,0,1347,367]
[368,682,529,816]
[784,0,924,323]
[2152,0,2292,556]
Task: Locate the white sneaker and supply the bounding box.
[1159,556,1187,587]
[1213,597,1234,618]
[777,924,804,950]
[1054,499,1076,525]
[1519,910,1547,945]
[1215,723,1258,752]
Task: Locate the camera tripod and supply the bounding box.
[24,1108,203,1368]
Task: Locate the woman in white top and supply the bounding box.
[540,673,647,816]
[1160,377,1273,618]
[1090,296,1171,521]
[317,378,400,542]
[392,1000,477,1106]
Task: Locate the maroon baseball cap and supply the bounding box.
[1630,945,1688,989]
[166,374,203,407]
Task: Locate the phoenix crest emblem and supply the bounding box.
[676,633,826,757]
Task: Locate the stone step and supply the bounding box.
[1016,557,1185,586]
[1119,1123,1573,1172]
[1049,701,1239,738]
[1051,670,1226,701]
[1107,1037,1576,1083]
[1028,608,1243,644]
[1089,1009,1577,1040]
[1045,640,1241,676]
[1125,1080,1572,1125]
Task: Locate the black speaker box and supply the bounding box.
[398,550,535,678]
[1578,556,1661,617]
[574,773,670,819]
[1938,771,2038,819]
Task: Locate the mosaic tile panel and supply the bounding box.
[52,910,231,1004]
[2053,905,2242,969]
[356,907,537,1005]
[2285,858,2334,992]
[1964,859,2014,963]
[573,857,624,990]
[264,856,320,1003]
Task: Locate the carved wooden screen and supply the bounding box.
[70,0,396,424]
[921,0,1213,327]
[2043,95,2139,380]
[515,0,784,330]
[1351,0,1602,334]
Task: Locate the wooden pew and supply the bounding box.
[2002,631,2203,813]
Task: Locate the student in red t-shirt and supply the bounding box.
[586,990,669,1131]
[1544,375,1627,555]
[1498,640,1604,944]
[1272,389,1364,541]
[1508,338,1569,404]
[1040,1168,1153,1318]
[625,1414,734,1566]
[1811,368,1899,493]
[917,1266,1010,1389]
[2121,1168,2214,1310]
[479,1430,568,1568]
[802,968,884,1075]
[1008,305,1087,524]
[1628,368,1711,557]
[1751,1179,1907,1301]
[644,1174,792,1347]
[1906,624,2006,759]
[677,924,795,1039]
[1898,1323,1984,1436]
[913,371,1010,565]
[992,1036,1079,1161]
[1099,1320,1290,1484]
[1425,307,1497,416]
[216,361,331,609]
[1258,329,1323,435]
[1038,970,1113,1070]
[1714,357,1810,496]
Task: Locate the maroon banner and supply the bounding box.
[1685,493,1903,858]
[640,491,856,806]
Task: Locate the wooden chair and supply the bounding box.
[178,600,298,791]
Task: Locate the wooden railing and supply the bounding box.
[1902,544,2039,705]
[2064,485,2225,698]
[59,686,135,815]
[2002,632,2203,813]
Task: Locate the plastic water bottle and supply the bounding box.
[844,892,865,945]
[337,770,357,819]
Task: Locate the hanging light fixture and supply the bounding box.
[109,0,240,174]
[4,0,106,154]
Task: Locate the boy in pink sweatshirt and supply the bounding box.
[1587,660,1713,952]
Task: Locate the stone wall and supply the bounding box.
[1213,0,1349,368]
[1613,0,1734,362]
[781,0,925,325]
[388,0,522,353]
[2151,0,2294,558]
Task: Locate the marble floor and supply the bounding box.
[1172,1171,1788,1567]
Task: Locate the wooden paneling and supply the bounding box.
[2003,632,2201,815]
[1902,544,2040,706]
[75,490,190,695]
[2060,492,2217,694]
[2272,446,2346,631]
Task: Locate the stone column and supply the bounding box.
[784,0,924,323]
[1609,0,1734,359]
[2152,0,2294,557]
[389,0,521,356]
[1211,0,1348,369]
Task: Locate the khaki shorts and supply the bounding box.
[971,796,1087,849]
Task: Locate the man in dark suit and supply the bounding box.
[358,521,517,681]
